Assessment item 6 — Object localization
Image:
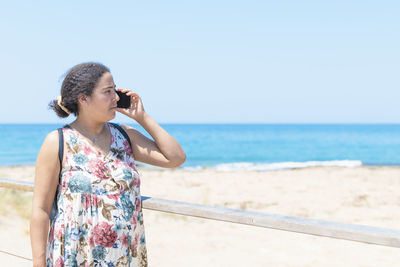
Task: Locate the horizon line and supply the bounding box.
[1,122,400,125]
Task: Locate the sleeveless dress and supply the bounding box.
[46,123,148,267]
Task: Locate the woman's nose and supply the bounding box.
[114,90,120,102]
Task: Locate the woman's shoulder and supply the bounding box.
[45,130,59,143]
[116,124,145,141]
[41,130,59,149]
[115,123,137,132]
[36,130,60,165]
[41,128,67,153]
[110,123,138,136]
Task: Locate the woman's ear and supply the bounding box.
[78,94,88,106]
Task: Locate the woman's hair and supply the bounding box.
[49,62,110,118]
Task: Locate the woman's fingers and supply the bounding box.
[117,88,127,93]
[116,88,143,112]
[115,107,125,113]
[126,91,138,97]
[117,88,140,99]
[117,88,134,93]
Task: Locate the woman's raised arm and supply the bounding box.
[121,112,186,168]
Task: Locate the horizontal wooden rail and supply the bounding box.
[1,178,400,248]
[0,178,34,192]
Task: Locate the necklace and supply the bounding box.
[74,123,105,144]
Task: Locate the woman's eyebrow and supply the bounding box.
[102,84,116,90]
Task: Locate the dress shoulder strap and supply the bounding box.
[109,123,132,150]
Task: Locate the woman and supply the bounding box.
[30,62,186,267]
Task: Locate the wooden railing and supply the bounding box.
[0,177,399,262]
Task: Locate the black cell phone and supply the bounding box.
[116,90,131,108]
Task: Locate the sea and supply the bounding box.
[1,124,400,171]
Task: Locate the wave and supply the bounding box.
[182,160,363,172]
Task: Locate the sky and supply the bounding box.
[0,0,399,124]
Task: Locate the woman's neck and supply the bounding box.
[73,116,105,137]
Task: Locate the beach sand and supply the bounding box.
[0,165,399,266]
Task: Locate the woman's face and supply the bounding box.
[83,72,120,122]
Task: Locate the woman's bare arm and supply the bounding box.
[122,113,186,168]
[30,130,60,266]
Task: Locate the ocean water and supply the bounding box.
[1,124,400,171]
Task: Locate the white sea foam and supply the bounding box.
[183,160,363,172]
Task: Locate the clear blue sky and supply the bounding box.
[0,0,399,124]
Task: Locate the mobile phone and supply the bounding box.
[116,90,131,108]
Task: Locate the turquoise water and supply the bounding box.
[1,124,400,170]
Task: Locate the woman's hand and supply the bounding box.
[115,88,146,122]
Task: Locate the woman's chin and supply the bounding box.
[109,111,117,120]
[102,111,116,122]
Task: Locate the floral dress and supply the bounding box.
[47,123,148,267]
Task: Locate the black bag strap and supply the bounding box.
[110,123,132,150]
[52,127,64,214]
[57,128,64,168]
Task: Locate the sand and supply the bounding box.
[0,165,399,266]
